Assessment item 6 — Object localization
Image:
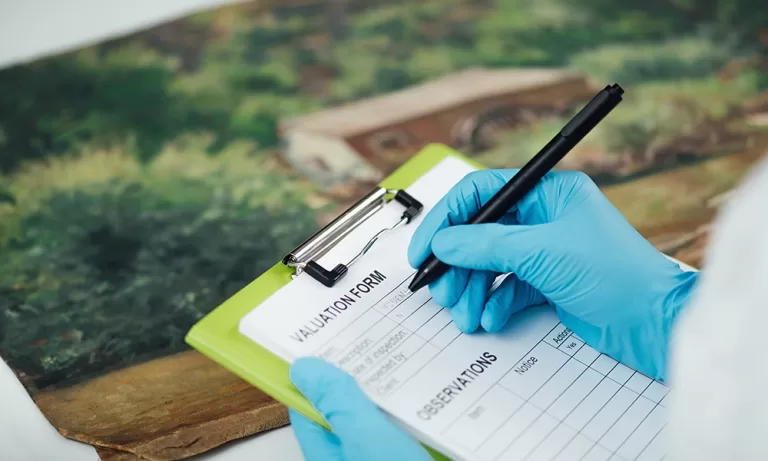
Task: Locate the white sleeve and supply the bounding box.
[667,156,768,461]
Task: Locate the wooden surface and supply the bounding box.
[33,351,289,461]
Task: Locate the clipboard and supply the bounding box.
[185,143,480,460]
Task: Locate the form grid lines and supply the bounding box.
[302,270,669,461]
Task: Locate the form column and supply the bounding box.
[476,323,584,461]
[548,346,668,461]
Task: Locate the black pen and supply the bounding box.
[408,83,625,293]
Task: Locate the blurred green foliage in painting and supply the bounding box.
[0,0,766,389]
[0,145,319,389]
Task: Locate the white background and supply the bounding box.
[0,1,303,459]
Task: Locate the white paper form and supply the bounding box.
[239,156,670,461]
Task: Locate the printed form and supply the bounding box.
[240,156,670,461]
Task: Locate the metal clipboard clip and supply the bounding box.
[282,187,423,287]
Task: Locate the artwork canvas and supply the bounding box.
[0,0,766,459]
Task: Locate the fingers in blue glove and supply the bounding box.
[290,357,380,438]
[431,223,554,282]
[423,223,553,333]
[449,269,496,333]
[482,275,546,332]
[288,409,340,461]
[408,170,526,311]
[408,169,586,274]
[407,169,518,269]
[289,357,432,460]
[427,265,469,308]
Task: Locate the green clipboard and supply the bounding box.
[185,143,481,460]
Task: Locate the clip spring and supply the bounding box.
[283,188,423,287]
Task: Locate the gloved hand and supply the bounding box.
[289,357,433,461]
[407,170,698,381]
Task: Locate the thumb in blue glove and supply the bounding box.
[289,357,433,461]
[407,170,698,381]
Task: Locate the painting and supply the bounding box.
[1,0,766,459]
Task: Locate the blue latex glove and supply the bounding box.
[289,357,433,461]
[408,170,698,381]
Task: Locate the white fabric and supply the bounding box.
[668,156,768,460]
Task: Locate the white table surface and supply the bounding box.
[0,0,304,459]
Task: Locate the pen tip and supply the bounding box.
[408,273,426,293]
[609,83,624,95]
